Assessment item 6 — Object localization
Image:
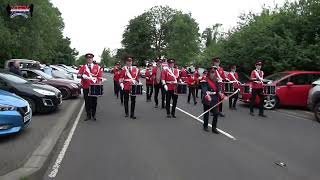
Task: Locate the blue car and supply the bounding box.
[0,90,32,136]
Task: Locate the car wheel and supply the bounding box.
[59,87,71,100]
[23,97,36,114]
[263,95,278,110]
[314,102,320,123]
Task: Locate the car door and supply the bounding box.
[21,70,39,81]
[0,78,13,92]
[285,74,311,107]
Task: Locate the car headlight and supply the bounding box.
[0,104,16,111]
[33,88,56,96]
[70,83,78,88]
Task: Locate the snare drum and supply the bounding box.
[224,82,235,94]
[131,84,143,95]
[89,84,104,96]
[175,83,187,94]
[263,85,276,95]
[242,84,251,94]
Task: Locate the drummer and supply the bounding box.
[161,58,180,118]
[145,63,153,102]
[249,61,267,117]
[187,73,197,105]
[201,67,225,134]
[194,67,200,98]
[119,55,140,119]
[77,53,102,121]
[112,62,121,99]
[227,65,240,110]
[212,57,228,117]
[180,66,188,83]
[152,59,166,109]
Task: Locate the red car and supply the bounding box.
[240,71,320,109]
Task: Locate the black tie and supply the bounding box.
[88,64,92,72]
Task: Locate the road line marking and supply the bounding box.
[275,110,312,121]
[48,102,85,178]
[173,105,236,140]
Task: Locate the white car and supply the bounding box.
[307,79,320,122]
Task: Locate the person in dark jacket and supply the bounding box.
[201,68,225,134]
[9,60,22,76]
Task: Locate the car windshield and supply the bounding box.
[265,72,289,81]
[34,70,53,79]
[0,73,29,84]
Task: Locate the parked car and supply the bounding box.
[50,65,81,83]
[4,59,41,69]
[0,89,32,136]
[0,71,62,114]
[307,79,320,122]
[240,71,320,110]
[21,69,81,99]
[56,64,78,74]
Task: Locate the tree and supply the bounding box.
[100,48,115,67]
[201,23,222,48]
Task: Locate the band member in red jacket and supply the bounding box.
[250,61,267,117]
[161,59,180,118]
[199,70,207,99]
[187,73,197,105]
[227,66,240,110]
[112,62,121,99]
[180,66,188,83]
[119,55,140,119]
[212,57,228,117]
[152,59,166,108]
[145,63,153,102]
[194,67,200,98]
[77,53,103,121]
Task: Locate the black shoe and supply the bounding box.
[250,112,255,116]
[92,116,97,121]
[259,114,267,118]
[219,113,225,117]
[167,114,171,118]
[130,116,136,119]
[171,114,176,118]
[162,106,165,109]
[187,101,190,104]
[125,114,129,118]
[203,127,209,132]
[155,104,158,108]
[212,128,220,134]
[194,102,197,105]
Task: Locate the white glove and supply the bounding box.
[164,85,168,91]
[132,79,137,85]
[120,83,124,90]
[82,74,90,80]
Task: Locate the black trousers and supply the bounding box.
[229,89,239,108]
[203,104,218,129]
[146,84,153,100]
[188,87,196,103]
[83,88,98,117]
[114,80,120,97]
[123,90,136,116]
[196,85,200,98]
[166,90,178,115]
[120,89,124,104]
[154,84,166,108]
[250,88,264,115]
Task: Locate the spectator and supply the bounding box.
[43,63,53,76]
[9,60,22,76]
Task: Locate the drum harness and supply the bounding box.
[85,64,99,83]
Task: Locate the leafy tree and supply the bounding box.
[100,48,115,67]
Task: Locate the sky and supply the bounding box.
[50,0,292,61]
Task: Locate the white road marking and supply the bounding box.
[173,105,237,140]
[48,102,85,178]
[275,110,313,121]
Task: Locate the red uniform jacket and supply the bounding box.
[250,70,264,89]
[119,66,140,91]
[227,72,240,89]
[199,75,207,83]
[152,66,163,85]
[77,64,102,89]
[180,69,188,82]
[194,70,200,79]
[213,66,227,82]
[187,75,197,87]
[145,69,153,85]
[161,67,180,91]
[112,66,121,81]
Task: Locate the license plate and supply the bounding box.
[24,113,31,123]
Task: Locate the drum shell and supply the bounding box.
[131,84,143,95]
[175,83,187,94]
[89,84,104,97]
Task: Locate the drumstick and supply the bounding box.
[197,89,240,118]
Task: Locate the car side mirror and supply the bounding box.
[287,82,294,87]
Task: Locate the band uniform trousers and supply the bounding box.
[250,88,264,115]
[83,88,98,117]
[123,90,136,116]
[114,80,120,98]
[188,87,196,104]
[154,84,166,108]
[146,84,153,100]
[166,90,178,116]
[196,85,200,98]
[229,89,239,108]
[203,104,218,130]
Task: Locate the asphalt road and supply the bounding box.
[0,97,82,176]
[43,74,320,180]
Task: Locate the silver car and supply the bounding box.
[307,79,320,122]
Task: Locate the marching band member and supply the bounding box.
[145,63,153,102]
[180,66,188,83]
[187,73,197,105]
[249,61,267,117]
[119,55,140,119]
[212,57,228,117]
[201,68,225,134]
[152,59,166,108]
[194,67,200,98]
[199,70,208,99]
[227,65,240,110]
[161,59,180,118]
[112,62,121,99]
[77,53,102,121]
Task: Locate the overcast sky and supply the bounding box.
[50,0,292,61]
